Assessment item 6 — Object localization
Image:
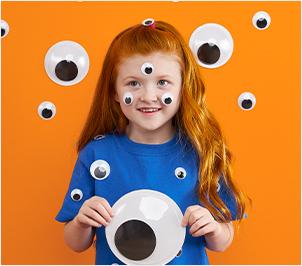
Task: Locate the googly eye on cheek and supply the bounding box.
[161,92,173,105]
[141,63,154,75]
[123,92,134,105]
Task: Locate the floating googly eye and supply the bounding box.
[161,92,173,105]
[44,40,89,86]
[38,101,56,120]
[252,11,271,30]
[189,23,233,69]
[105,189,185,264]
[94,134,106,140]
[141,62,154,75]
[238,92,256,111]
[217,182,221,192]
[175,167,187,180]
[123,92,133,105]
[70,189,83,201]
[1,20,9,38]
[142,18,155,27]
[90,160,110,180]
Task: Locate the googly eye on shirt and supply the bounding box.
[70,188,83,201]
[90,160,111,180]
[175,167,187,179]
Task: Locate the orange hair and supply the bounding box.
[77,21,250,223]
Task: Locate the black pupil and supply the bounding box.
[55,60,78,81]
[197,43,220,65]
[164,97,172,104]
[257,18,267,28]
[1,28,5,37]
[73,193,81,200]
[115,220,156,261]
[145,20,152,25]
[42,108,53,118]
[177,171,184,178]
[94,166,106,179]
[125,97,132,104]
[145,67,152,74]
[242,99,253,109]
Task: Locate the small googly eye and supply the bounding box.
[1,20,9,38]
[38,101,56,120]
[161,92,173,105]
[94,134,105,140]
[238,92,256,111]
[252,11,271,30]
[141,63,154,75]
[70,189,83,201]
[217,182,221,192]
[142,18,155,27]
[90,160,110,180]
[175,167,187,180]
[44,40,89,86]
[123,92,133,105]
[189,23,233,69]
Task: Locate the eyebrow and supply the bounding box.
[122,75,173,82]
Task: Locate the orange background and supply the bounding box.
[1,1,300,264]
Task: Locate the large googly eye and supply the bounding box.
[123,92,133,105]
[175,167,187,180]
[189,23,233,69]
[141,63,154,75]
[44,40,89,86]
[1,20,9,38]
[90,160,110,180]
[38,101,56,120]
[161,92,173,105]
[238,92,256,111]
[252,11,271,30]
[70,189,83,201]
[105,189,185,265]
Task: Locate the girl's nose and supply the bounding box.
[139,87,158,103]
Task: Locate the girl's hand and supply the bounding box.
[74,196,114,229]
[181,205,222,237]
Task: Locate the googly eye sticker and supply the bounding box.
[123,92,133,105]
[70,189,83,201]
[161,92,173,105]
[238,92,256,111]
[142,18,155,27]
[90,160,111,180]
[141,62,154,75]
[175,167,187,180]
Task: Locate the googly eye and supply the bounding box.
[238,92,256,111]
[44,40,89,86]
[189,23,233,69]
[1,20,9,38]
[217,182,221,192]
[161,93,173,105]
[94,134,106,140]
[142,18,155,27]
[175,167,187,180]
[38,101,56,120]
[70,189,83,201]
[123,92,133,105]
[141,63,154,75]
[90,160,110,180]
[176,248,182,257]
[105,189,185,264]
[252,11,271,30]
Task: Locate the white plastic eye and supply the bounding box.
[38,101,56,120]
[90,160,110,180]
[1,20,9,38]
[217,182,221,192]
[70,189,83,201]
[238,92,256,111]
[175,167,187,180]
[142,18,155,27]
[123,92,133,105]
[161,92,173,105]
[44,40,89,86]
[141,62,154,75]
[94,134,106,140]
[252,11,271,30]
[105,189,185,265]
[189,23,233,69]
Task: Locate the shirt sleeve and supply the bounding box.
[55,147,95,223]
[217,177,239,221]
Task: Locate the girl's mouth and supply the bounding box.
[137,108,162,115]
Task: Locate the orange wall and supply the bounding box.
[1,1,300,264]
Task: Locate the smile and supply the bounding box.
[137,108,161,113]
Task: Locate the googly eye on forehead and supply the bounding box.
[123,92,133,105]
[141,62,154,75]
[161,92,173,105]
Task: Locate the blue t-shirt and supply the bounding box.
[56,131,238,265]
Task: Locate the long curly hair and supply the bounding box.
[77,20,249,223]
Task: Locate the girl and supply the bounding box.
[56,19,248,265]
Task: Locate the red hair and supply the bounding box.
[77,21,250,223]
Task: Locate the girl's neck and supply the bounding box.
[125,124,176,144]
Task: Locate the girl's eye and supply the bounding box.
[128,81,139,87]
[158,80,169,86]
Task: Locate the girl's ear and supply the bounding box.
[114,92,120,103]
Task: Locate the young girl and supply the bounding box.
[56,19,248,265]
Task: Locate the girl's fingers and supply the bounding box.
[83,206,109,226]
[181,205,201,227]
[189,216,212,234]
[94,203,112,223]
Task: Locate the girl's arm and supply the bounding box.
[64,218,96,252]
[204,222,234,252]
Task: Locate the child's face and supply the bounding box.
[115,52,182,133]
